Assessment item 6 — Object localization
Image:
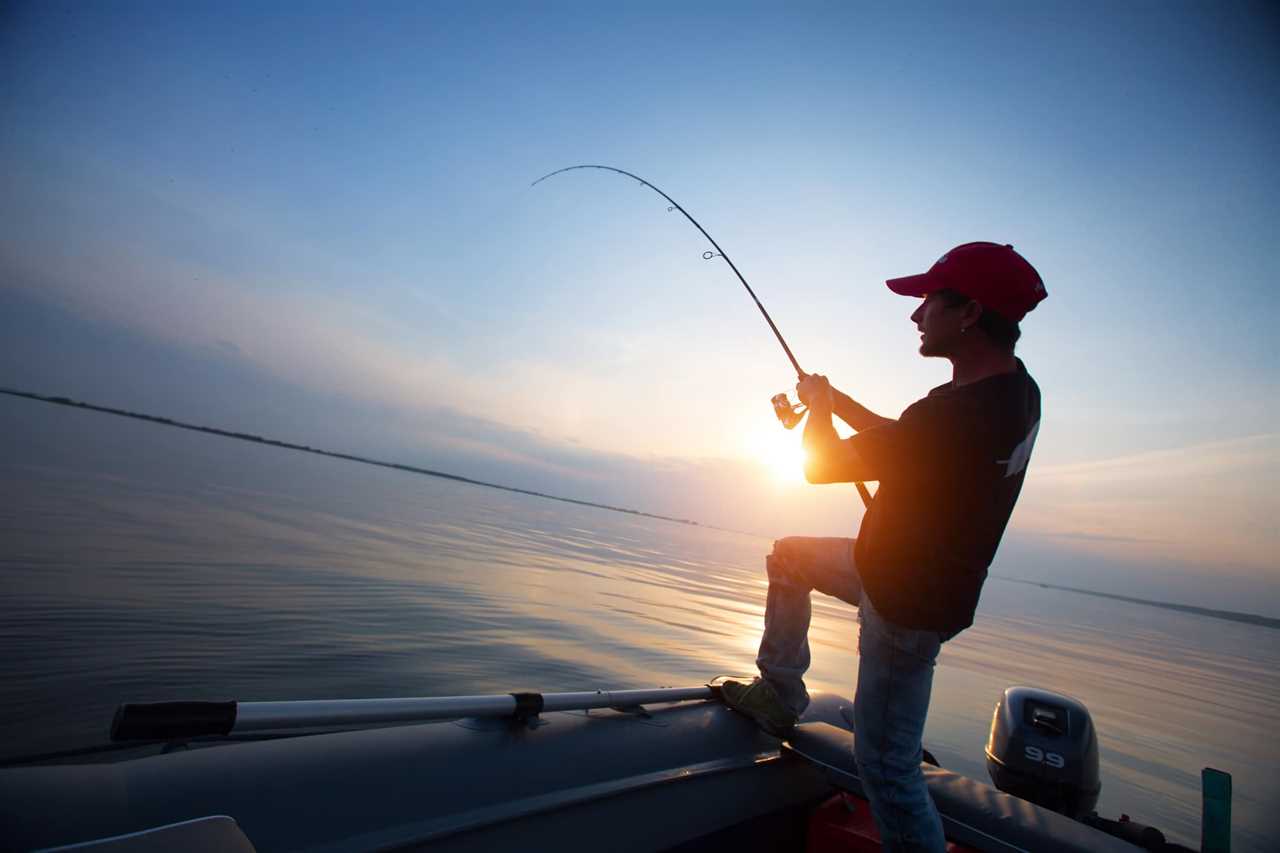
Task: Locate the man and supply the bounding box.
[720,242,1046,852]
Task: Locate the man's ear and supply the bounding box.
[963,299,985,328]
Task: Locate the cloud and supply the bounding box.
[4,147,1276,583]
[3,232,486,423]
[1043,530,1171,545]
[1032,433,1279,482]
[1016,433,1280,573]
[0,280,861,539]
[0,199,774,466]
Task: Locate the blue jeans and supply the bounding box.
[755,537,947,853]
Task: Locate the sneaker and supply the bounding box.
[719,678,797,736]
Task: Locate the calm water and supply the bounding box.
[3,398,1277,851]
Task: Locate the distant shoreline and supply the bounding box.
[9,386,1274,627]
[0,387,734,534]
[995,576,1280,630]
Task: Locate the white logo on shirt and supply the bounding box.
[999,420,1040,478]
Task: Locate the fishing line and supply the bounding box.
[532,165,805,378]
[532,164,872,509]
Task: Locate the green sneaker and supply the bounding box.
[719,678,797,736]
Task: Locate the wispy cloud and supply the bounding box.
[0,274,863,538]
[0,156,774,465]
[1043,530,1171,545]
[1032,433,1279,482]
[1016,433,1280,573]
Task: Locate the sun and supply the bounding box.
[744,426,808,485]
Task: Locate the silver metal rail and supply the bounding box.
[111,685,718,741]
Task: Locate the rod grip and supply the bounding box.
[111,701,238,742]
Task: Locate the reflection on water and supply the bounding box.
[2,399,1277,850]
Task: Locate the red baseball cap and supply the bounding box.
[886,242,1047,322]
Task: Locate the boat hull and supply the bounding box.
[0,692,1146,852]
[2,698,833,852]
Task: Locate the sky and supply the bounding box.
[2,1,1278,613]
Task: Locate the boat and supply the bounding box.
[0,681,1229,852]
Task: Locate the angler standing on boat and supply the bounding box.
[721,242,1046,853]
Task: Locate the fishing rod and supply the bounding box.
[534,165,804,378]
[532,165,872,508]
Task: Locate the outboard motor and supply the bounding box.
[985,686,1101,819]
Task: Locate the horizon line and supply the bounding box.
[0,386,762,539]
[8,386,1274,625]
[993,575,1280,630]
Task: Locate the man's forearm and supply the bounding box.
[802,399,844,483]
[796,374,877,483]
[802,400,840,457]
[802,403,875,483]
[831,389,894,432]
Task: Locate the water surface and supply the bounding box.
[3,399,1276,850]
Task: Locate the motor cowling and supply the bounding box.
[985,686,1100,819]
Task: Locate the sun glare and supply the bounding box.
[745,426,808,485]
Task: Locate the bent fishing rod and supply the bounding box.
[532,164,872,508]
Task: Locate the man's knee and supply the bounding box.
[768,536,809,572]
[770,536,808,561]
[765,550,793,584]
[766,537,808,583]
[767,536,856,584]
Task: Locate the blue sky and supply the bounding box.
[3,1,1278,611]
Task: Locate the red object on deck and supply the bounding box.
[807,793,980,853]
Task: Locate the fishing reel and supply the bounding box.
[771,393,807,430]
